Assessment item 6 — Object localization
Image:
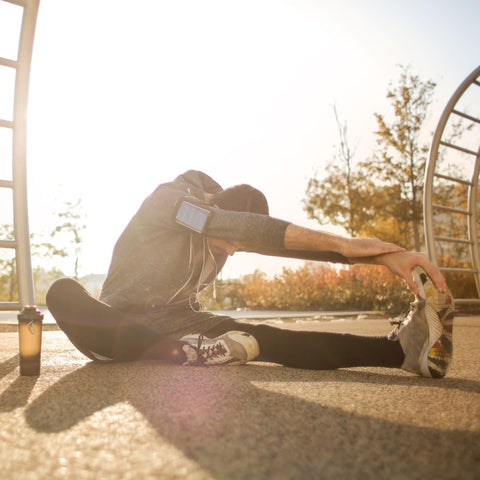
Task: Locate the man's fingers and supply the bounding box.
[382,244,406,253]
[407,255,447,294]
[377,251,448,296]
[422,263,447,293]
[344,238,405,257]
[406,274,420,296]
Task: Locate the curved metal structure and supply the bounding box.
[424,65,480,305]
[0,0,40,310]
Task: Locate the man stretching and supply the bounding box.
[47,170,454,378]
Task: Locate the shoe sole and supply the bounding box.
[413,267,454,378]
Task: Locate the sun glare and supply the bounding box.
[1,0,479,278]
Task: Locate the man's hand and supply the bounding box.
[282,225,447,296]
[340,237,406,258]
[284,225,405,257]
[374,251,447,296]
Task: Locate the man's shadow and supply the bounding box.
[16,359,480,479]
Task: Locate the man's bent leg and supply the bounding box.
[46,278,185,362]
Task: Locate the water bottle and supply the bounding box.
[18,306,43,376]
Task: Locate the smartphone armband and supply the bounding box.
[175,201,211,234]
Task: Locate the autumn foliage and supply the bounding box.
[236,263,413,313]
[199,256,479,315]
[200,262,413,314]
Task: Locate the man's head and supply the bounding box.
[207,184,269,215]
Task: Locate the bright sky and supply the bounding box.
[1,0,479,279]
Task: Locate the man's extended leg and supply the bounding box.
[198,266,454,376]
[203,319,405,370]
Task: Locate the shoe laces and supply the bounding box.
[389,301,419,337]
[193,335,228,362]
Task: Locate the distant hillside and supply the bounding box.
[78,274,107,298]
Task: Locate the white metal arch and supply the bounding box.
[424,65,480,305]
[0,0,40,310]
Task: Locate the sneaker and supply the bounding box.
[389,266,454,378]
[180,331,260,366]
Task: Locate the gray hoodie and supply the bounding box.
[99,170,290,335]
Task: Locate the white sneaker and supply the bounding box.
[389,266,454,378]
[180,331,260,366]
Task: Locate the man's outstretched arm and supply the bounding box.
[283,224,405,258]
[348,251,447,296]
[283,225,446,295]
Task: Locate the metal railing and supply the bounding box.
[424,65,480,305]
[0,0,40,310]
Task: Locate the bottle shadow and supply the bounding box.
[0,354,38,412]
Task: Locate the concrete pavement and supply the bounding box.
[1,315,479,479]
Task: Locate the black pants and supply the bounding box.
[46,278,404,370]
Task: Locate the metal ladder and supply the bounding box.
[0,0,40,310]
[424,65,480,305]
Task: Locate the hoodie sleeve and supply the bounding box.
[204,207,350,264]
[138,179,348,263]
[204,208,290,249]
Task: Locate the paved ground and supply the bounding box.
[1,314,479,480]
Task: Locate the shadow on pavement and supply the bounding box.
[18,360,480,479]
[0,354,39,412]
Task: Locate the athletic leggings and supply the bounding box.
[46,278,404,370]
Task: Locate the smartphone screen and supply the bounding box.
[175,201,211,233]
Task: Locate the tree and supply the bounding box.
[50,199,86,279]
[304,106,374,237]
[0,224,17,302]
[304,68,473,253]
[356,183,409,245]
[364,66,436,250]
[29,198,86,280]
[0,222,68,303]
[0,199,86,302]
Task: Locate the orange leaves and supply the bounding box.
[235,263,413,314]
[203,256,476,314]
